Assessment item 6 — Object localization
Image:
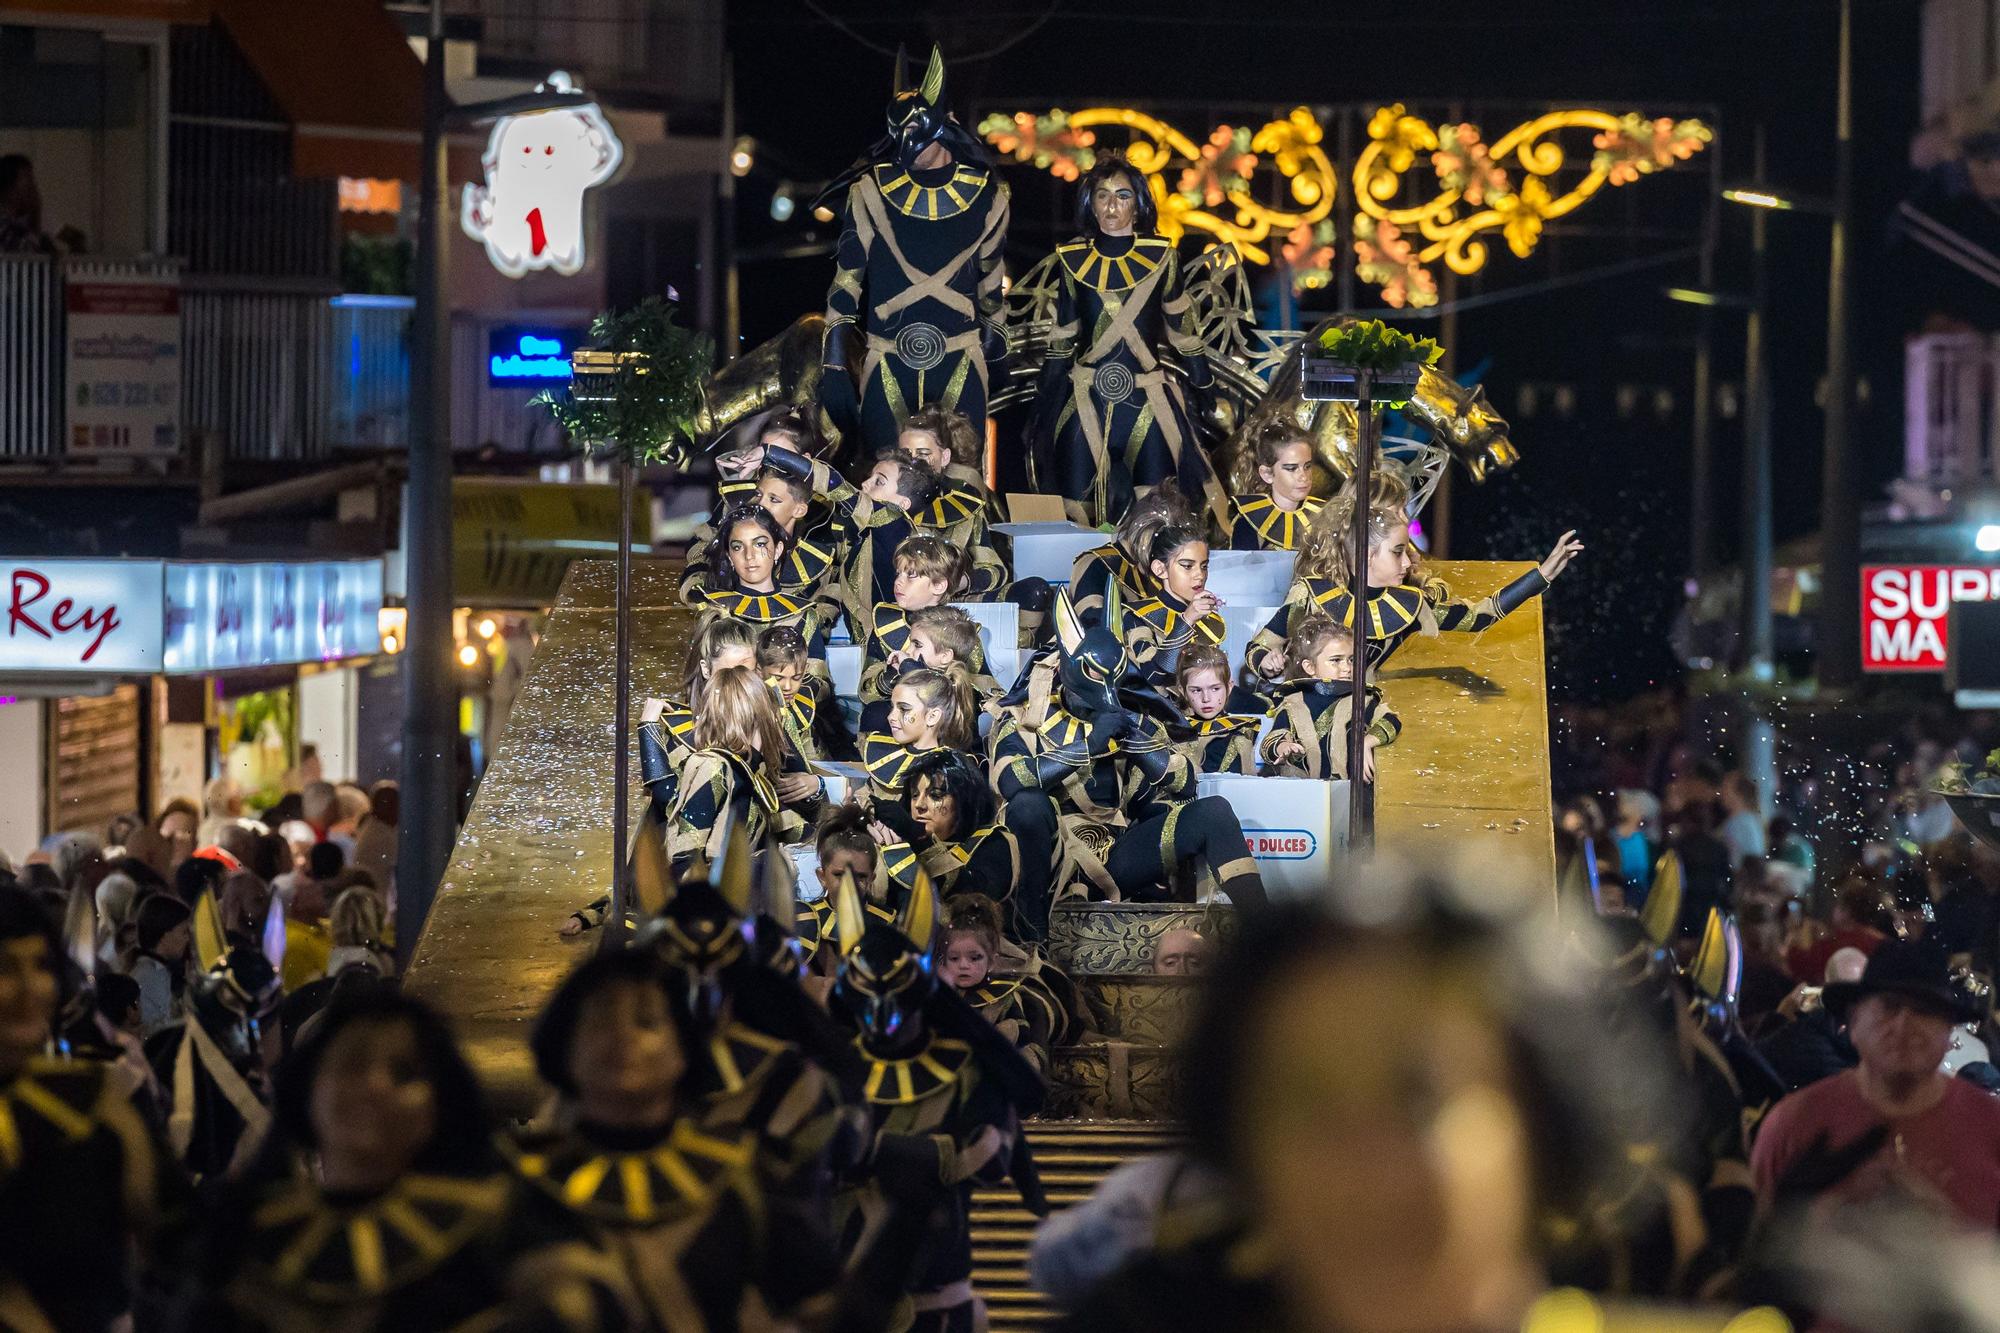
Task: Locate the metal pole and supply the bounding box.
[1690,134,1720,582]
[1348,371,1375,853]
[1741,125,1778,814]
[720,54,740,358]
[603,449,634,949]
[1817,0,1861,688]
[1434,269,1459,558]
[397,0,456,963]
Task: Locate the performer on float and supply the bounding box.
[1246,482,1583,681]
[1,885,175,1333]
[1124,523,1226,688]
[859,535,973,704]
[1227,418,1324,552]
[692,505,836,658]
[176,988,631,1331]
[861,666,982,811]
[860,605,1001,737]
[1169,643,1261,776]
[663,666,791,872]
[818,46,1010,452]
[683,410,845,606]
[1069,486,1191,628]
[1260,614,1400,781]
[897,405,1009,597]
[937,894,1050,1076]
[826,868,1046,1333]
[757,625,836,832]
[991,588,1267,914]
[1032,153,1219,527]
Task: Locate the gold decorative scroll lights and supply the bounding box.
[979,104,1712,308]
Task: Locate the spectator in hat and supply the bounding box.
[1751,938,2000,1228]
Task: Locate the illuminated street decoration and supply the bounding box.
[983,104,1711,307]
[461,71,624,279]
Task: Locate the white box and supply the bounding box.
[952,599,1018,656]
[1221,606,1283,679]
[1197,772,1348,901]
[826,644,864,701]
[992,521,1106,587]
[814,761,869,807]
[1206,549,1296,606]
[790,846,825,901]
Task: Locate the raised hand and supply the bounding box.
[1539,530,1585,582]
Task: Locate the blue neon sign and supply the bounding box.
[487,326,585,386]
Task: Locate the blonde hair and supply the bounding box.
[1175,642,1231,696]
[1295,486,1442,602]
[901,404,982,469]
[909,605,981,664]
[694,665,787,764]
[683,619,757,704]
[894,665,978,750]
[894,535,970,597]
[330,884,388,949]
[1285,612,1350,674]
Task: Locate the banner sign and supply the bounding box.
[452,478,641,605]
[487,326,586,386]
[64,275,181,457]
[2,560,165,672]
[1860,565,2000,673]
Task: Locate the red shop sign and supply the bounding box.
[1861,565,2000,672]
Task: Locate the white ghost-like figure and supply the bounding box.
[461,71,624,278]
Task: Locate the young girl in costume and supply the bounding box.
[757,625,831,834]
[839,450,946,631]
[897,404,1009,596]
[1246,483,1582,680]
[665,665,789,873]
[859,535,972,703]
[1228,419,1324,552]
[694,505,835,656]
[859,604,1001,736]
[937,893,1049,1075]
[682,407,842,605]
[1069,485,1190,627]
[1260,613,1400,781]
[1171,643,1260,776]
[861,665,981,809]
[1126,523,1226,687]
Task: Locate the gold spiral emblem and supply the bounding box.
[894,322,948,371]
[1092,362,1136,404]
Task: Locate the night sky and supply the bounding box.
[721,0,1926,701]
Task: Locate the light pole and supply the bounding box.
[1819,0,1860,688]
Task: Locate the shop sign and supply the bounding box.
[452,478,639,605]
[163,562,384,674]
[487,326,585,386]
[1,560,165,672]
[460,71,623,278]
[64,273,181,457]
[1860,564,2000,672]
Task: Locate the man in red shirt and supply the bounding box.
[1751,939,2000,1229]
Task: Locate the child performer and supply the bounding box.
[639,619,757,819]
[859,535,972,702]
[1171,643,1260,775]
[1261,613,1400,781]
[1247,488,1583,680]
[898,405,1008,597]
[1125,523,1226,687]
[859,605,1001,736]
[681,407,833,604]
[861,666,982,811]
[937,893,1048,1075]
[757,626,832,835]
[1069,486,1191,628]
[836,450,946,633]
[751,450,853,602]
[665,665,789,874]
[1228,419,1324,551]
[875,749,1060,948]
[694,505,835,657]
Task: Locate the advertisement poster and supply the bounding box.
[65,274,181,457]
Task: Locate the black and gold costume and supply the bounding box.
[879,815,1060,946]
[1,1058,174,1332]
[821,118,1010,451]
[861,732,962,809]
[834,504,922,636]
[1259,680,1401,780]
[1068,541,1156,629]
[1172,714,1260,776]
[639,700,699,817]
[1033,235,1218,526]
[917,485,1009,599]
[666,749,785,871]
[174,1155,630,1332]
[1124,590,1226,689]
[1228,494,1325,552]
[695,587,834,661]
[1247,569,1550,679]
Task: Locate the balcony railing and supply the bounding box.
[1905,331,2000,488]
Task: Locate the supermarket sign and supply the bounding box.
[1861,565,2000,672]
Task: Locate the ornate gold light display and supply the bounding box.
[981,104,1712,307]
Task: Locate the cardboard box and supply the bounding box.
[814,761,869,807]
[1221,606,1283,678]
[1197,772,1348,900]
[992,521,1107,587]
[1207,549,1296,606]
[826,645,864,700]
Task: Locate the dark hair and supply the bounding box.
[904,749,995,839]
[248,833,290,883]
[0,883,58,950]
[758,405,825,457]
[368,781,400,825]
[173,855,226,906]
[530,948,714,1098]
[95,972,141,1024]
[1074,151,1158,236]
[156,797,200,831]
[870,449,942,510]
[1146,522,1207,571]
[106,855,170,896]
[134,893,192,951]
[0,154,31,198]
[711,504,794,590]
[270,988,495,1175]
[756,624,810,667]
[308,842,346,881]
[757,463,812,504]
[816,803,877,866]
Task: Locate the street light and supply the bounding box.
[1978,524,2000,554]
[1721,186,1833,214]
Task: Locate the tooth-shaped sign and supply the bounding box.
[461,71,625,279]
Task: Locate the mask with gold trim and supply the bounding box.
[829,866,941,1054]
[634,804,758,1027]
[887,45,953,170]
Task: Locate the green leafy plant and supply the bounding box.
[1936,749,2000,796]
[1315,318,1445,373]
[535,298,714,466]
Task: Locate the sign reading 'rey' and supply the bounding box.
[461,71,624,279]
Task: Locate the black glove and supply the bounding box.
[1087,709,1136,757]
[819,331,861,433]
[1494,568,1551,617]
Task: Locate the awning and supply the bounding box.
[212,0,425,180]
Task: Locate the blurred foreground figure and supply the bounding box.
[1057,860,1783,1333]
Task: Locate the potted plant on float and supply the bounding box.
[536,297,712,943]
[1937,751,2000,854]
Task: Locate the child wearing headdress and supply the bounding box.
[1259,613,1400,781]
[1227,418,1324,551]
[1170,643,1260,776]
